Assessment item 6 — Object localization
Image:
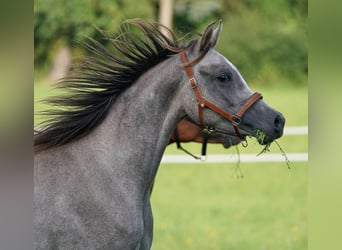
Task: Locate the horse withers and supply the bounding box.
[34,19,284,249]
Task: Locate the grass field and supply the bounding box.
[152,163,307,250]
[34,81,307,249]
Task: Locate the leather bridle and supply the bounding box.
[179,50,262,150]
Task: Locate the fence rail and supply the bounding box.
[162,126,308,164]
[161,153,307,164]
[283,126,308,135]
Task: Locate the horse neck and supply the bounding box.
[89,54,185,191]
[114,55,185,150]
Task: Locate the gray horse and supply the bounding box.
[34,19,285,249]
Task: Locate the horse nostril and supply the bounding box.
[274,114,285,132]
[274,116,280,127]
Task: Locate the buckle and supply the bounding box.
[232,115,241,125]
[203,126,216,134]
[189,78,197,88]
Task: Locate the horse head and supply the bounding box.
[180,21,285,146]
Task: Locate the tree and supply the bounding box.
[34,0,155,69]
[158,0,173,34]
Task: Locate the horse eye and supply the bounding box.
[217,73,232,82]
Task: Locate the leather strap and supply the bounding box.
[236,92,263,118]
[172,126,203,160]
[181,52,206,127]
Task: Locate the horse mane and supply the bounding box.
[34,19,211,152]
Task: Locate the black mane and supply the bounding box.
[35,19,200,151]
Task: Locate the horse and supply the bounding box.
[34,19,285,249]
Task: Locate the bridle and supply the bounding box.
[175,51,263,160]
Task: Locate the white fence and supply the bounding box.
[161,126,308,163]
[283,126,308,135]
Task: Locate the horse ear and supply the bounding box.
[199,20,222,51]
[210,20,222,48]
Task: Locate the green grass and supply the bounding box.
[151,162,307,250]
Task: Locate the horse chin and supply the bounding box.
[222,136,243,148]
[222,141,232,148]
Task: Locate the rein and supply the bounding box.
[176,51,263,159]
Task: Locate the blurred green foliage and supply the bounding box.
[34,0,155,68]
[172,0,307,86]
[34,0,307,86]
